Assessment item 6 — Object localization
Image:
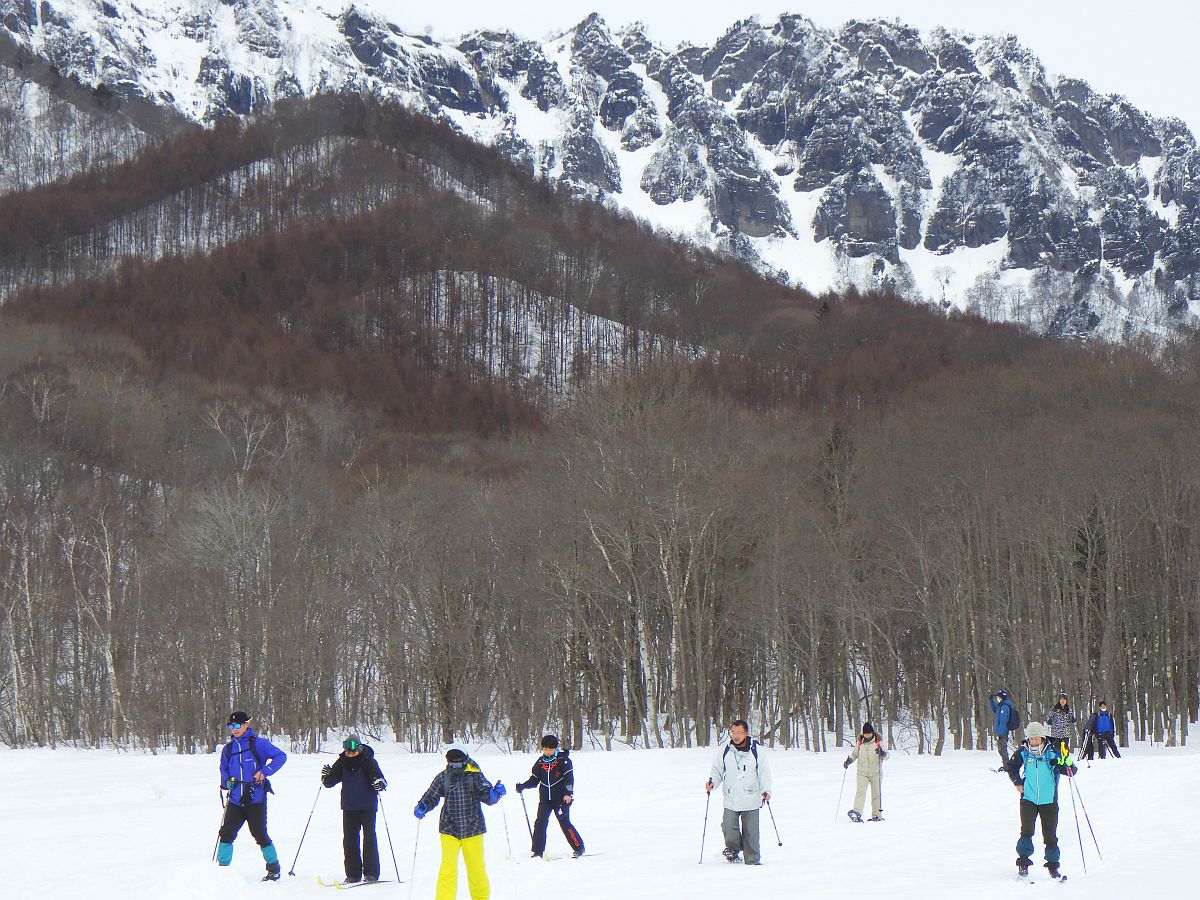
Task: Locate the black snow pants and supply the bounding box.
[219,801,272,847]
[531,800,584,855]
[343,809,380,880]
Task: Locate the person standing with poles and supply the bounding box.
[843,722,887,822]
[216,711,288,881]
[515,734,585,858]
[1082,701,1121,760]
[1045,693,1077,757]
[321,733,388,884]
[1004,721,1077,881]
[705,719,772,866]
[413,743,505,900]
[990,690,1018,772]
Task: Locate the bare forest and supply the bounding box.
[0,96,1196,754]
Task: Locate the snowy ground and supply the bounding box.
[4,737,1195,898]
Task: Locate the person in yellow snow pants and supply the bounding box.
[414,743,504,900]
[437,833,488,899]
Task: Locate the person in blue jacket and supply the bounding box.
[217,710,288,880]
[1004,721,1077,879]
[321,734,388,884]
[1082,701,1122,760]
[989,689,1016,770]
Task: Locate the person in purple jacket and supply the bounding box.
[216,711,288,880]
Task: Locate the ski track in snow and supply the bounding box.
[2,740,1195,898]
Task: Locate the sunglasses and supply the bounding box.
[227,723,244,730]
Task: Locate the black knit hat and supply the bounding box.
[227,711,251,726]
[540,734,559,749]
[861,722,874,735]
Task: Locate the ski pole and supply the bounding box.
[500,794,514,860]
[1075,777,1099,859]
[878,760,884,815]
[834,763,849,823]
[407,818,421,900]
[764,798,782,846]
[519,790,534,840]
[211,788,227,862]
[379,795,402,884]
[1066,770,1087,874]
[287,783,323,876]
[699,788,711,864]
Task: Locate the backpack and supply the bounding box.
[1008,705,1021,732]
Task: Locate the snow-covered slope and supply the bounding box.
[1,739,1193,898]
[4,1,1200,341]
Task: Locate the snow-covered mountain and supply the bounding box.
[4,0,1200,341]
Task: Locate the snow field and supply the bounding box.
[2,739,1195,898]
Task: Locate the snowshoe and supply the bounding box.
[846,810,863,823]
[722,848,740,862]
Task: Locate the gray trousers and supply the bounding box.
[996,732,1012,768]
[722,808,761,864]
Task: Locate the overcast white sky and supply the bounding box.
[361,0,1200,135]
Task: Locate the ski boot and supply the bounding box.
[364,875,379,883]
[344,875,361,884]
[262,862,281,882]
[572,849,585,858]
[1046,863,1065,881]
[1016,857,1032,878]
[867,816,884,822]
[846,809,862,823]
[722,848,740,862]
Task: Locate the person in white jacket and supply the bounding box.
[843,722,887,822]
[705,720,773,865]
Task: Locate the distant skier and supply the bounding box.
[1044,693,1076,756]
[216,710,288,881]
[990,689,1017,770]
[414,743,505,900]
[1005,721,1077,880]
[705,719,772,865]
[515,734,585,858]
[321,733,388,884]
[843,722,887,822]
[1082,700,1121,760]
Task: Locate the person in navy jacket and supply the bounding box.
[321,734,388,883]
[1005,721,1077,879]
[989,690,1016,770]
[216,710,288,880]
[516,734,585,858]
[1082,701,1122,760]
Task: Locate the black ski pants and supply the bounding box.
[1083,732,1121,759]
[343,809,380,880]
[1016,798,1060,865]
[219,801,272,847]
[531,800,584,855]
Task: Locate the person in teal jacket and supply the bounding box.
[1004,721,1077,879]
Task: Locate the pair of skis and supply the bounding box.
[317,876,397,889]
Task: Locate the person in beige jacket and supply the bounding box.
[843,722,887,822]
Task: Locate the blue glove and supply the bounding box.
[843,758,851,770]
[490,781,506,802]
[413,801,427,820]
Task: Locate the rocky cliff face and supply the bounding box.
[4,1,1200,341]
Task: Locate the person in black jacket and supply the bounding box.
[1082,701,1122,760]
[321,734,388,884]
[516,734,585,858]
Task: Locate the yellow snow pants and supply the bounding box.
[436,833,488,899]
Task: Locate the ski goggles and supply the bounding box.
[343,738,362,751]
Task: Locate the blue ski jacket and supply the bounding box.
[989,697,1013,736]
[219,728,287,806]
[1006,744,1077,806]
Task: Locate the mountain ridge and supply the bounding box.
[3,0,1199,342]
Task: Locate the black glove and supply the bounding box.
[321,764,332,778]
[516,783,525,793]
[372,778,387,793]
[843,758,851,769]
